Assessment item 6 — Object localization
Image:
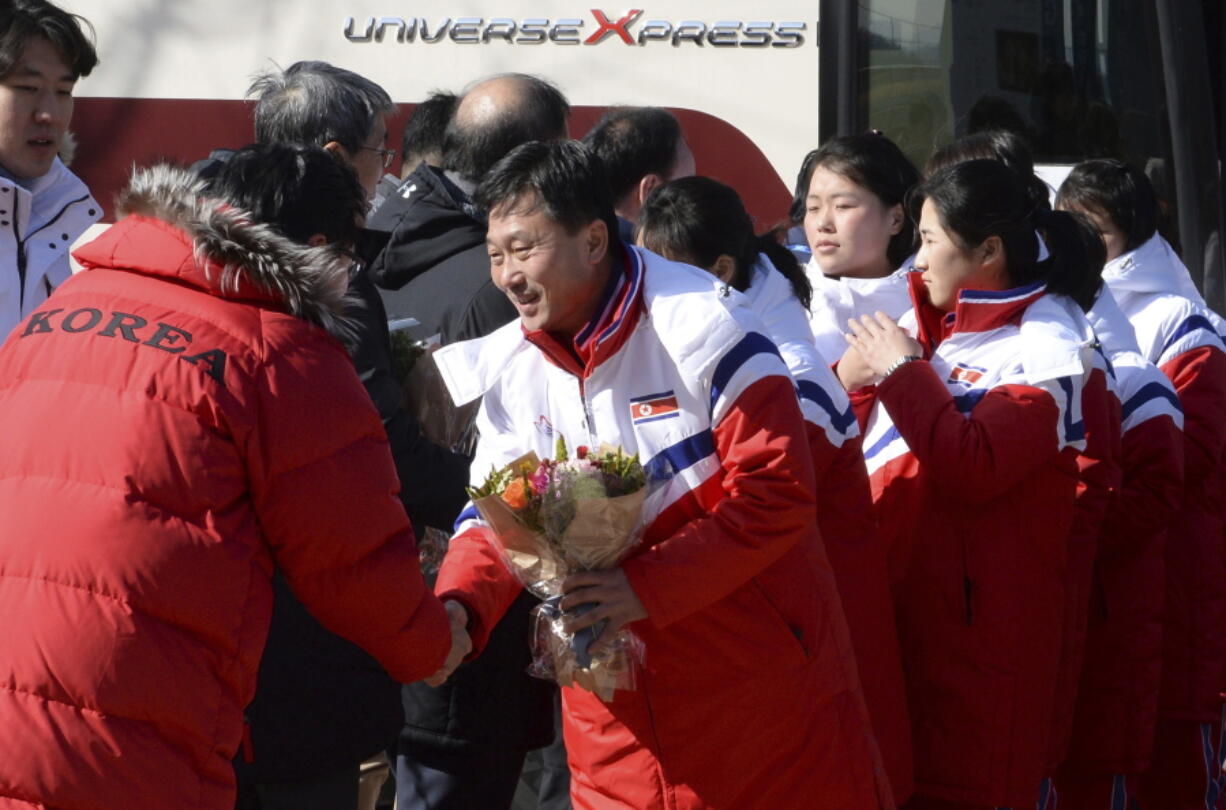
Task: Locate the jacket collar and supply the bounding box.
[1105,232,1202,299]
[71,164,354,340]
[366,163,486,291]
[908,271,1047,351]
[523,242,643,378]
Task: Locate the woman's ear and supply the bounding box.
[710,254,737,284]
[887,203,905,236]
[979,235,1007,283]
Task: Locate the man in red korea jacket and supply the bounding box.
[0,146,465,810]
[431,140,889,809]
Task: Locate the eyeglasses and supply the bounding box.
[360,146,397,168]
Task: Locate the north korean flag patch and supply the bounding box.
[947,363,986,386]
[630,390,680,425]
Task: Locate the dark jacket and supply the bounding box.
[368,164,517,343]
[234,262,473,785]
[368,163,555,752]
[177,149,471,784]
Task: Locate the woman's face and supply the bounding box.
[914,198,1003,311]
[1059,202,1127,262]
[803,165,903,279]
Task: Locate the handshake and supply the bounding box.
[425,599,472,687]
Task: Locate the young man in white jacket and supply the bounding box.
[0,0,101,342]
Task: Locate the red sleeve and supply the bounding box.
[1161,345,1226,484]
[804,420,839,481]
[833,359,878,431]
[247,324,450,683]
[1099,415,1184,553]
[877,359,1063,503]
[434,525,524,656]
[621,374,817,628]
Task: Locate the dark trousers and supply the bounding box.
[234,764,359,810]
[535,691,571,810]
[395,742,525,810]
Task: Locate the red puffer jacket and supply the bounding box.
[1058,288,1184,780]
[808,425,912,805]
[0,166,450,810]
[856,278,1087,807]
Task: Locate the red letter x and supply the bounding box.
[585,9,642,44]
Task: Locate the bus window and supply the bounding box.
[856,1,1178,245]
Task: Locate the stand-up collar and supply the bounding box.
[908,271,1047,352]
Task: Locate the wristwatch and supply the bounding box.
[882,354,921,379]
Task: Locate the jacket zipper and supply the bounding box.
[960,533,974,626]
[577,376,597,446]
[13,202,25,311]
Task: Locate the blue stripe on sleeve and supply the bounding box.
[644,429,716,483]
[709,332,782,415]
[1160,314,1222,357]
[452,504,479,534]
[796,379,857,433]
[1121,380,1183,421]
[1057,376,1086,443]
[862,426,901,461]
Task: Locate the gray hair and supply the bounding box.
[249,61,395,153]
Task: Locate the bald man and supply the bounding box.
[365,74,573,810]
[368,74,570,341]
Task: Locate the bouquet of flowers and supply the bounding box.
[468,437,653,701]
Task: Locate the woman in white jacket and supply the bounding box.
[636,175,913,805]
[790,132,920,362]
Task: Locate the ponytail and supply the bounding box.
[1033,207,1105,311]
[915,160,1104,310]
[753,234,812,310]
[640,176,813,307]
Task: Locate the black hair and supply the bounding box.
[790,132,920,267]
[250,61,394,154]
[474,139,619,246]
[926,129,1052,213]
[1055,159,1159,253]
[583,107,684,204]
[637,176,811,310]
[401,90,458,172]
[0,0,97,80]
[912,159,1104,310]
[442,73,570,183]
[202,143,366,248]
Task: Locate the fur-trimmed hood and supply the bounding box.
[94,163,355,340]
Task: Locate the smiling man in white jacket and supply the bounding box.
[0,1,101,342]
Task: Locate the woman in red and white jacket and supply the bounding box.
[637,175,911,804]
[1058,159,1226,810]
[837,159,1103,809]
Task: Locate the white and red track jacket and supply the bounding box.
[805,256,914,365]
[855,273,1091,807]
[1103,233,1226,724]
[744,254,912,802]
[1063,285,1184,777]
[432,245,888,810]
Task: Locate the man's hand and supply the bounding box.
[559,568,648,657]
[425,599,472,687]
[845,312,923,378]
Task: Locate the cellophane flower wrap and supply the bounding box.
[468,437,653,702]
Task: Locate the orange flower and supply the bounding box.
[502,477,530,510]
